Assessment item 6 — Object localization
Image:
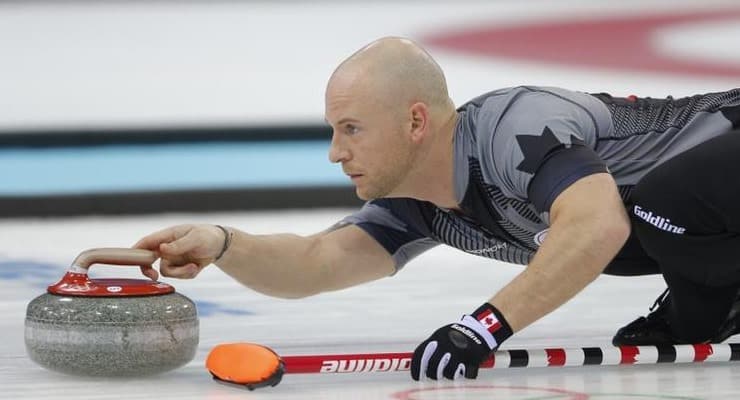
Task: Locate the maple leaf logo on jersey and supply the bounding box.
[515,126,584,174]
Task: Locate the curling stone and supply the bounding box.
[25,248,199,377]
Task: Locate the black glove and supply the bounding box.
[411,303,512,380]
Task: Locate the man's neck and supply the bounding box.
[393,110,459,208]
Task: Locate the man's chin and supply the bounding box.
[355,187,382,201]
[355,189,372,201]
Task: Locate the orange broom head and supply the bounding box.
[206,342,284,387]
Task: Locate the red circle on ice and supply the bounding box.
[425,9,740,78]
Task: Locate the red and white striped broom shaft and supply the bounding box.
[283,343,740,374]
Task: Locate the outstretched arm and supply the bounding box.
[411,172,630,380]
[491,172,631,331]
[134,223,395,299]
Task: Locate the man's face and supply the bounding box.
[325,77,415,200]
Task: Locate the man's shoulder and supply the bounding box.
[459,86,607,142]
[458,85,591,112]
[458,87,520,109]
[454,86,610,201]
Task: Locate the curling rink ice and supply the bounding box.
[3,0,740,398]
[2,210,740,400]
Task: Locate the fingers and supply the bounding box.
[132,224,218,280]
[139,265,159,281]
[139,224,221,260]
[139,259,202,280]
[133,226,181,251]
[425,349,447,380]
[133,226,183,279]
[159,233,200,257]
[455,364,467,379]
[464,363,479,379]
[411,341,437,381]
[442,358,465,380]
[159,259,202,279]
[133,225,202,256]
[411,341,469,381]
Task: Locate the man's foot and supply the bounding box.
[612,288,740,346]
[612,289,686,346]
[710,294,740,343]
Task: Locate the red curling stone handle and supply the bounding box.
[70,248,158,273]
[48,248,171,296]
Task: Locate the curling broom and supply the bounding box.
[205,342,740,389]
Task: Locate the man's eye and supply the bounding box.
[345,125,359,135]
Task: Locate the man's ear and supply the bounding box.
[409,102,429,143]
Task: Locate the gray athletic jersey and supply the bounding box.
[342,86,740,274]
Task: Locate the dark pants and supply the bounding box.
[630,130,740,342]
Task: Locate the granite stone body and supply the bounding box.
[25,292,199,377]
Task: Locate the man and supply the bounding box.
[134,37,740,381]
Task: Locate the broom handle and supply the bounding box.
[282,343,740,374]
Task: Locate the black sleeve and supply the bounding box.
[527,145,609,213]
[340,198,439,271]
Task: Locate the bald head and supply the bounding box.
[328,37,452,110]
[324,38,458,201]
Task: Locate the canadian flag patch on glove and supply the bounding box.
[475,308,503,333]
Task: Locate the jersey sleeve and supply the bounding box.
[482,90,609,213]
[339,198,439,272]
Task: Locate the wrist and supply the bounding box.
[214,225,233,262]
[461,303,513,350]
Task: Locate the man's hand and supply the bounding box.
[133,224,228,280]
[411,303,512,380]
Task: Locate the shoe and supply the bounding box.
[710,294,740,343]
[612,289,686,346]
[613,288,740,346]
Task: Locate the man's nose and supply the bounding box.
[328,132,350,163]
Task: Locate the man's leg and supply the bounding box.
[614,130,740,344]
